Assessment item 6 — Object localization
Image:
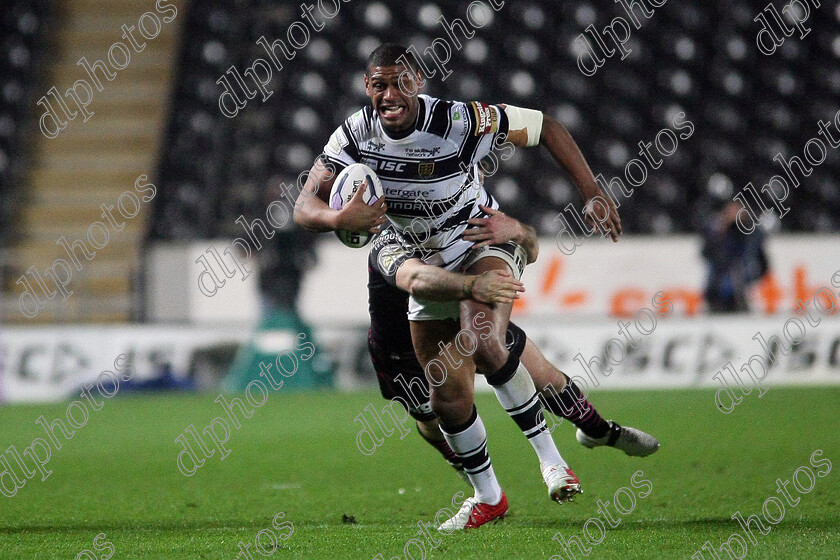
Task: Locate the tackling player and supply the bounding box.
[295,44,622,529]
[367,215,659,491]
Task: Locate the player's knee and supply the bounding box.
[429,392,472,426]
[461,306,506,370]
[471,336,507,374]
[431,402,471,427]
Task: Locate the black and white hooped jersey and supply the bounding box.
[321,94,510,269]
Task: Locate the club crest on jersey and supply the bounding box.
[418,161,435,177]
[377,244,405,276]
[470,102,498,136]
[369,141,385,152]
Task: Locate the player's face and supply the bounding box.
[365,65,421,133]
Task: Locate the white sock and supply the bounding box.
[440,408,503,505]
[492,361,565,467]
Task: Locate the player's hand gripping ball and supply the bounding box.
[329,163,385,248]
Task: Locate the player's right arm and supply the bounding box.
[462,100,621,242]
[536,114,622,241]
[293,157,387,233]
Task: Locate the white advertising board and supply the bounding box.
[299,235,840,324]
[0,326,249,402]
[1,315,837,403]
[506,315,840,390]
[320,315,840,393]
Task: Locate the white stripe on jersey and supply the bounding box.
[322,95,510,269]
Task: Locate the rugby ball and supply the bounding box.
[329,163,385,248]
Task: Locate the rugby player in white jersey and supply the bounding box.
[295,44,622,529]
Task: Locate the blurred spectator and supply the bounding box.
[258,229,317,314]
[701,201,769,312]
[256,181,318,316]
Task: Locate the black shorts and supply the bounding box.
[368,337,436,421]
[367,321,528,422]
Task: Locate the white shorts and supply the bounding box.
[408,243,527,321]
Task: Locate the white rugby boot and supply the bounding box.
[541,463,583,503]
[576,421,660,457]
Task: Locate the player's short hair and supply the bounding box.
[366,43,417,75]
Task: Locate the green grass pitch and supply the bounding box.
[0,387,838,559]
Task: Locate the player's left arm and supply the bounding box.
[463,205,539,264]
[502,105,622,242]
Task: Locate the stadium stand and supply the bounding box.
[151,2,319,313]
[1,0,180,323]
[152,0,840,245]
[0,0,50,294]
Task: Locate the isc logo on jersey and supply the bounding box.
[365,160,406,173]
[329,163,385,248]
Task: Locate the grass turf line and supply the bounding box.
[0,388,838,559]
